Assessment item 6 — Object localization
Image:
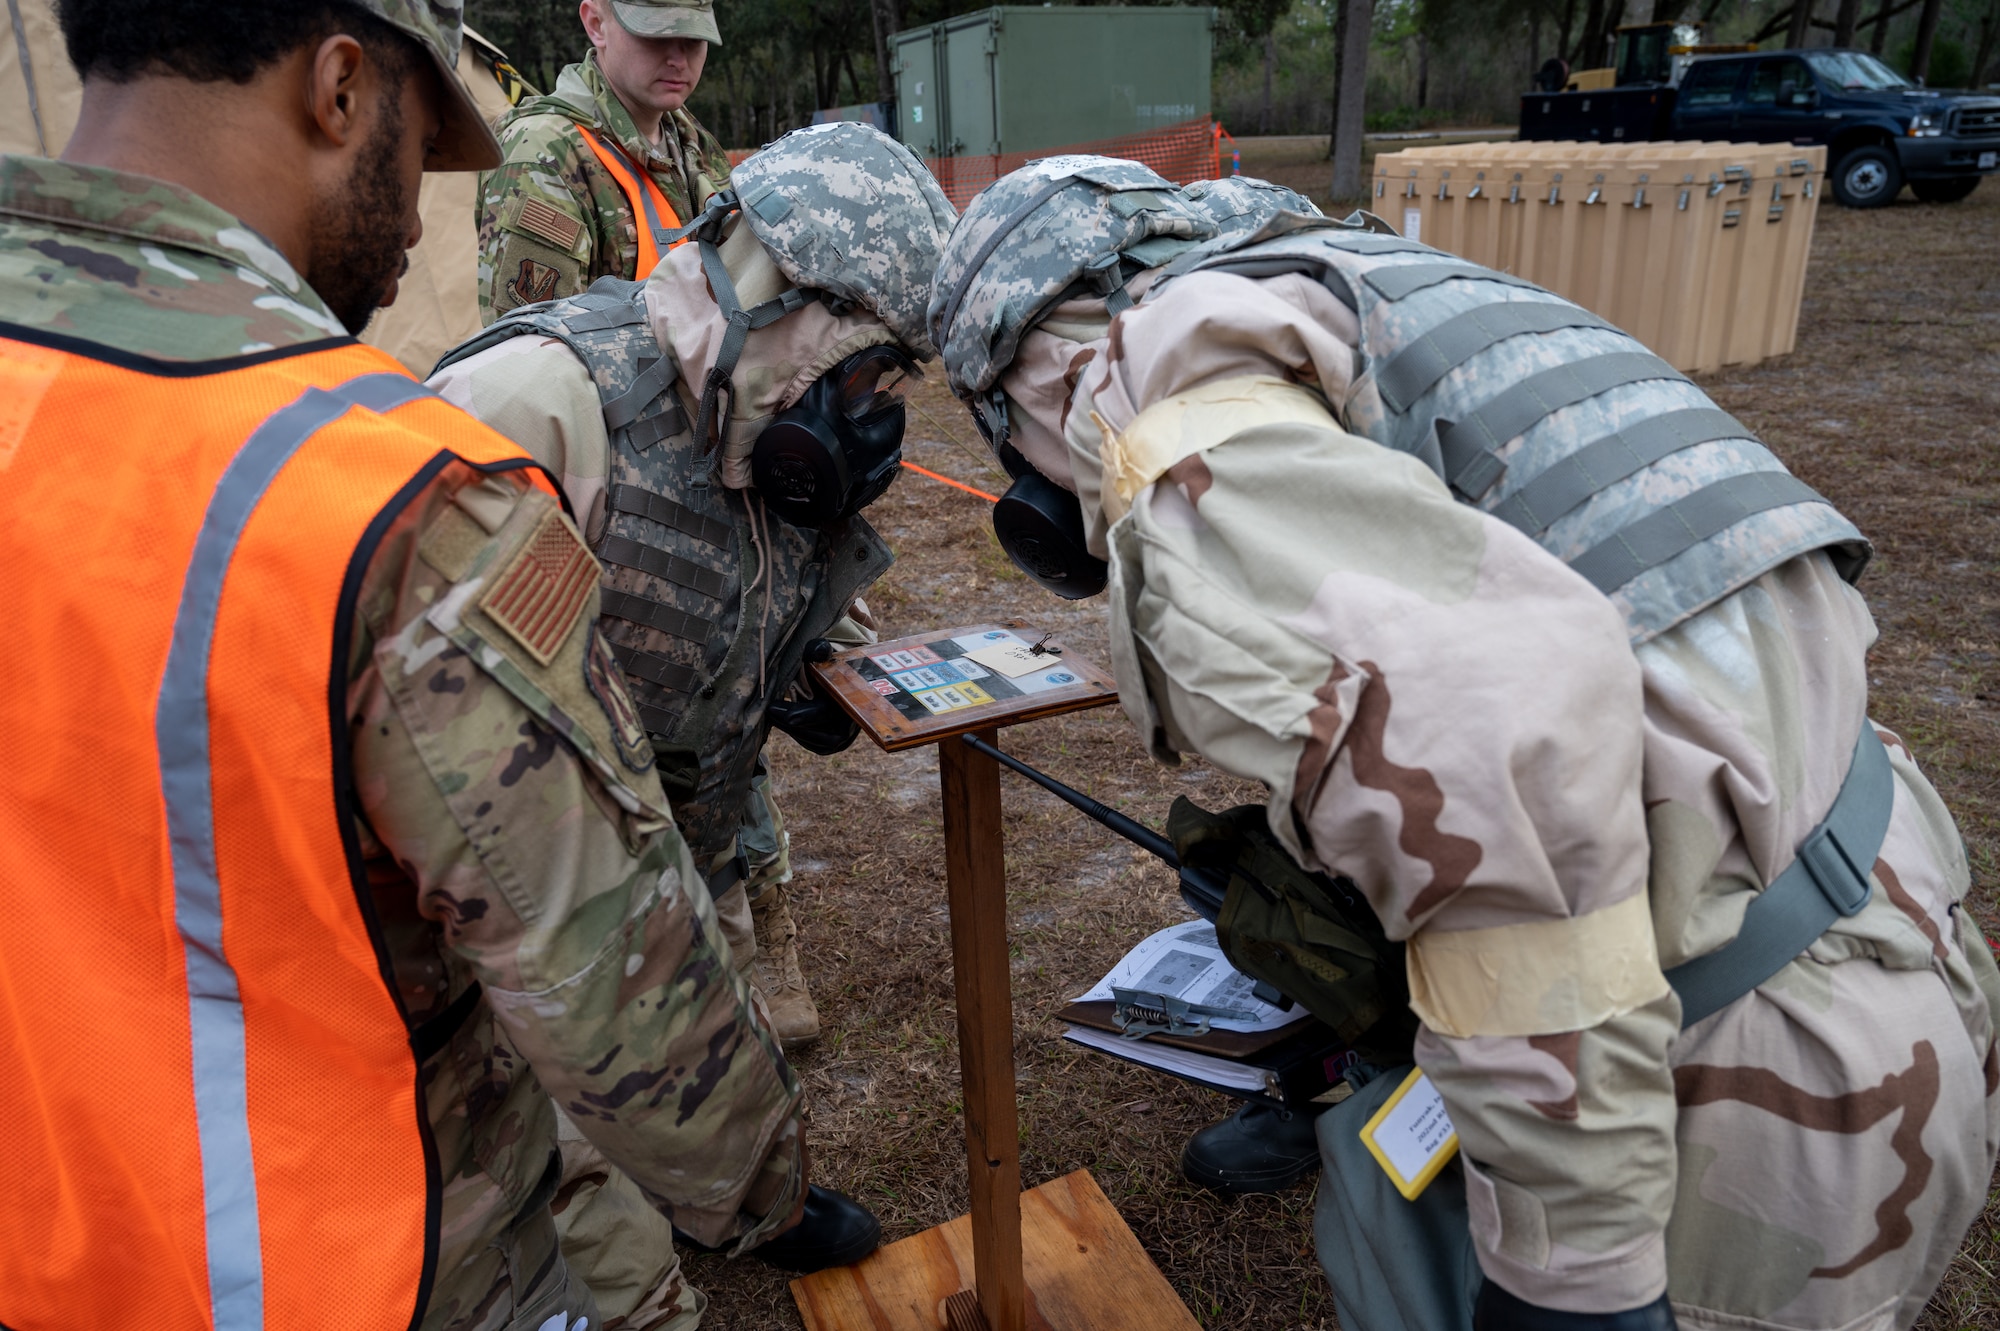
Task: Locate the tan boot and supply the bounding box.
[749,886,821,1049]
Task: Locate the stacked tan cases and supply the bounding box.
[1367,140,1825,372]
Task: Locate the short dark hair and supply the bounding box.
[57,0,417,86]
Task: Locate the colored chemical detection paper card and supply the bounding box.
[1359,1068,1459,1200]
[809,622,1117,751]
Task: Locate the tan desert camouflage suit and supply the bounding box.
[478,52,733,322]
[1040,267,2000,1327]
[0,155,802,1331]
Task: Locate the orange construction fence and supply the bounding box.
[727,118,1230,210]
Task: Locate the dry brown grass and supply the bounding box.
[681,151,2000,1328]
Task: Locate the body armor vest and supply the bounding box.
[439,279,892,858]
[1153,224,1869,643]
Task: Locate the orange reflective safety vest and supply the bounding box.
[0,332,554,1331]
[576,123,686,280]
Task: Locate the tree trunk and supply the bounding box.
[1575,0,1607,67]
[1910,0,1944,79]
[1529,9,1543,80]
[1262,30,1277,133]
[1417,31,1430,109]
[1869,0,1892,52]
[1330,0,1372,201]
[1557,0,1580,73]
[1832,0,1863,45]
[1651,0,1681,22]
[1786,0,1815,46]
[880,0,904,104]
[1973,0,2000,86]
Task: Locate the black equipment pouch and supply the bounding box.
[1168,797,1415,1056]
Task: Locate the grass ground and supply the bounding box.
[680,144,2000,1328]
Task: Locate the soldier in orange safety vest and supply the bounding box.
[0,3,880,1330]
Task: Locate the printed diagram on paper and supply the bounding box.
[849,628,1085,721]
[1075,920,1310,1035]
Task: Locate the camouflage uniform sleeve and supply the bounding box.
[348,464,805,1249]
[669,108,734,217]
[478,113,605,324]
[1068,381,1680,1312]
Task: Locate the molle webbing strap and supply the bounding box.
[1492,408,1753,538]
[560,298,648,334]
[1196,256,1361,311]
[1319,233,1433,256]
[1376,301,1614,414]
[1360,263,1547,303]
[599,587,711,647]
[610,484,733,548]
[934,172,1081,361]
[604,356,689,454]
[1665,725,1893,1028]
[609,642,701,695]
[598,534,730,600]
[1436,350,1687,501]
[1567,471,1829,595]
[636,701,686,740]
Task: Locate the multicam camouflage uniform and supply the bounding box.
[479,51,734,322]
[932,164,2000,1329]
[0,154,804,1331]
[438,125,955,1051]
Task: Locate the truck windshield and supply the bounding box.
[1802,50,1912,90]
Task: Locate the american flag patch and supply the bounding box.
[516,197,583,252]
[480,508,600,666]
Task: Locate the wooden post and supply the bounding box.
[938,729,1023,1331]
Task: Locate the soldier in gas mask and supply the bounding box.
[434,123,952,1063]
[930,159,2000,1331]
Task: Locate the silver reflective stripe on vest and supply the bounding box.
[1437,350,1686,501]
[155,371,429,1330]
[1376,300,1614,413]
[1567,470,1828,594]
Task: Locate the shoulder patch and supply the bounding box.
[584,624,656,772]
[507,257,563,307]
[517,197,585,251]
[480,506,600,666]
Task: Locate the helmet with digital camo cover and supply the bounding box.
[1180,176,1323,237]
[928,157,1214,599]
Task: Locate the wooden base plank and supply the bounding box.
[790,1170,1201,1331]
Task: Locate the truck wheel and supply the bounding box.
[1832,146,1903,207]
[1910,177,1979,203]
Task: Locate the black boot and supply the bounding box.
[1181,1099,1324,1195]
[678,1184,882,1273]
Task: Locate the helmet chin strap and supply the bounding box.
[659,190,819,455]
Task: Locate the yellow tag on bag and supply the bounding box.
[1359,1067,1460,1200]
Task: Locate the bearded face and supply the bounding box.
[307,69,421,336]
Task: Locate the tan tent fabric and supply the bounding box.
[1,0,82,159]
[362,28,519,374]
[0,6,514,375]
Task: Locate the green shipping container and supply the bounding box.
[892,6,1214,159]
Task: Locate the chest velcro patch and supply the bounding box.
[516,197,584,252]
[480,506,601,665]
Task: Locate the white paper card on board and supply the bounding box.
[1359,1068,1459,1199]
[964,641,1057,678]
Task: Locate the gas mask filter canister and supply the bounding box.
[751,343,914,527]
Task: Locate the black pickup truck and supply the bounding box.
[1523,47,2000,208]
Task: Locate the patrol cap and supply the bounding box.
[360,0,504,171]
[1180,175,1323,237]
[730,122,957,358]
[928,155,1216,401]
[609,0,723,45]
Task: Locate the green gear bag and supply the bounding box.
[1168,797,1414,1054]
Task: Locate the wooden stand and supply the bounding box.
[792,625,1198,1331]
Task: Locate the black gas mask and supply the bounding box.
[972,391,1110,600]
[750,343,912,528]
